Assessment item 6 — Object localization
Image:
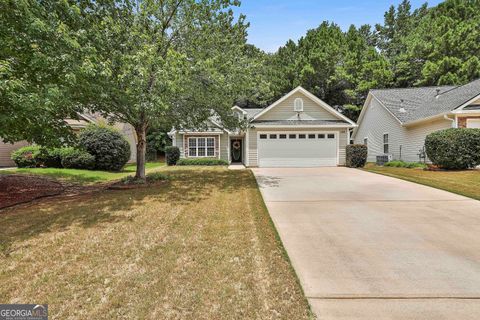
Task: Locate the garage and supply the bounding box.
[257,132,338,167]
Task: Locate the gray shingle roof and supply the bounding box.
[244,108,263,120]
[251,120,350,126]
[370,78,480,123]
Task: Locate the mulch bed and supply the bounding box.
[0,175,65,210]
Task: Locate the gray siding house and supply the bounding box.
[353,79,480,162]
[169,87,357,167]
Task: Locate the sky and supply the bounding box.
[234,0,443,53]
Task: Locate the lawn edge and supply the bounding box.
[361,167,480,201]
[249,169,316,319]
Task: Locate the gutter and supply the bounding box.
[443,114,456,128]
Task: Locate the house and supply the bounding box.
[169,86,357,167]
[353,79,480,163]
[0,113,137,167]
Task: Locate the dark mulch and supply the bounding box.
[0,175,65,210]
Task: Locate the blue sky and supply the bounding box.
[234,0,443,53]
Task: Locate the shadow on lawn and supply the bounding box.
[0,169,255,256]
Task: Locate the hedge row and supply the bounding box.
[176,158,228,166]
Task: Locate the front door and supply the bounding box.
[230,139,242,163]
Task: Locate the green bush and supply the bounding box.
[40,147,76,168]
[120,172,169,185]
[176,158,228,166]
[346,144,368,168]
[78,124,131,171]
[11,145,43,168]
[384,160,427,169]
[61,149,95,170]
[165,146,180,165]
[425,128,480,169]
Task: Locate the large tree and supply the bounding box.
[0,0,85,145]
[73,0,254,179]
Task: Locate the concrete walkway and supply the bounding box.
[253,167,480,319]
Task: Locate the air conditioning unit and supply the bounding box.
[376,154,392,166]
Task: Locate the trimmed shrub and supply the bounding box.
[120,172,169,185]
[41,147,75,168]
[11,146,43,168]
[384,160,427,169]
[165,146,180,166]
[425,128,480,169]
[61,149,95,169]
[78,125,131,171]
[346,144,368,168]
[176,158,228,166]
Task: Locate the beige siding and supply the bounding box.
[219,133,229,161]
[0,140,30,167]
[247,127,348,167]
[256,92,338,121]
[354,97,452,162]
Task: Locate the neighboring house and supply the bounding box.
[353,78,480,163]
[169,86,357,167]
[0,113,137,167]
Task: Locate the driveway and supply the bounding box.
[253,167,480,319]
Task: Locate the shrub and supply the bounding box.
[384,160,426,169]
[120,172,169,185]
[40,147,76,168]
[61,149,95,170]
[345,144,368,168]
[176,158,228,166]
[78,125,131,171]
[11,146,43,168]
[165,146,180,165]
[425,128,480,169]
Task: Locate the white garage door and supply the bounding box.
[258,132,338,167]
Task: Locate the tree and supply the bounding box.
[74,0,253,180]
[0,0,85,146]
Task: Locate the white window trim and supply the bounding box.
[383,133,389,154]
[466,118,480,128]
[363,137,368,145]
[187,136,216,158]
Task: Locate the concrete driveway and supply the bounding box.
[253,167,480,319]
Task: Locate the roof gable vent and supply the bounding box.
[294,98,304,112]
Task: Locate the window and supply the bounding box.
[363,137,368,145]
[260,134,267,139]
[466,119,480,128]
[308,134,315,139]
[289,134,296,139]
[327,134,335,139]
[383,133,389,154]
[269,134,277,139]
[294,98,304,112]
[188,137,216,157]
[279,134,287,139]
[299,134,306,139]
[318,134,325,139]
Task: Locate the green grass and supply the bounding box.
[363,163,480,201]
[0,162,165,183]
[384,160,427,169]
[0,167,312,319]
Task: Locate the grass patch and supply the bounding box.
[0,167,311,319]
[384,160,427,169]
[0,162,164,183]
[363,163,480,200]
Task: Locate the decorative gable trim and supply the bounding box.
[251,86,356,125]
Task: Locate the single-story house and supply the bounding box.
[353,78,480,163]
[169,86,357,167]
[0,113,137,167]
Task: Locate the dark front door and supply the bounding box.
[230,139,242,163]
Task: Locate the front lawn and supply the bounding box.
[363,163,480,200]
[0,162,164,183]
[0,167,311,319]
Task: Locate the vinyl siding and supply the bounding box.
[175,133,228,160]
[256,92,338,121]
[354,97,452,162]
[247,127,348,166]
[0,140,29,167]
[219,133,228,161]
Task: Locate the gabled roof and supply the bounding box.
[370,78,480,124]
[251,86,356,125]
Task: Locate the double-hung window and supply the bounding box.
[383,133,389,154]
[188,137,215,157]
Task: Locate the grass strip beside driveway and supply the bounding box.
[0,167,312,319]
[363,164,480,201]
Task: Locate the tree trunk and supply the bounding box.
[135,126,147,180]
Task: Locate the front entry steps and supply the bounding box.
[228,163,246,170]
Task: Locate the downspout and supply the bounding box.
[444,114,456,128]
